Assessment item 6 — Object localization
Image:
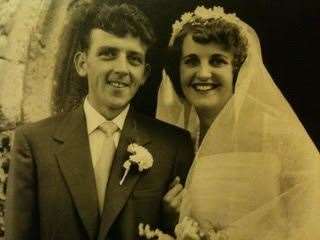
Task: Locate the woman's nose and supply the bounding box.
[196,62,212,80]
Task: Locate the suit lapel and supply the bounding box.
[98,107,151,239]
[54,106,99,240]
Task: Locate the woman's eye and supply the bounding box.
[210,57,228,67]
[183,57,199,67]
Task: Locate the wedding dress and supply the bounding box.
[157,14,320,240]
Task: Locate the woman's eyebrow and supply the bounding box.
[181,53,198,59]
[211,53,229,59]
[211,53,232,63]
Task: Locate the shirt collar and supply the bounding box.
[83,97,130,134]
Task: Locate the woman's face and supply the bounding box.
[180,33,234,116]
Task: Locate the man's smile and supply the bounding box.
[106,80,130,88]
[106,74,131,89]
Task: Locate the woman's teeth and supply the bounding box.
[192,83,219,91]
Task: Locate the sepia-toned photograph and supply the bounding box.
[0,0,319,239]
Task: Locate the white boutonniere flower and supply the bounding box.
[119,143,153,185]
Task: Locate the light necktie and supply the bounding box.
[95,121,118,214]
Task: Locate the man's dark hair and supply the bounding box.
[78,2,156,51]
[165,18,248,97]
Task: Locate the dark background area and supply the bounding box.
[89,0,319,148]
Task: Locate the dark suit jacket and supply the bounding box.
[5,105,194,240]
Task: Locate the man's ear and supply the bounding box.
[142,63,151,84]
[74,51,87,77]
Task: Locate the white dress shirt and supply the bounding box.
[83,97,129,170]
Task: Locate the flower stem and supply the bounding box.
[120,168,130,185]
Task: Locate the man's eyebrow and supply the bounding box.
[127,50,144,56]
[97,46,118,52]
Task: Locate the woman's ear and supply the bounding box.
[74,51,87,77]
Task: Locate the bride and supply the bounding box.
[141,5,320,240]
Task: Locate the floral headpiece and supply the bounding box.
[169,6,243,47]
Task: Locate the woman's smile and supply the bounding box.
[180,34,234,114]
[190,80,221,92]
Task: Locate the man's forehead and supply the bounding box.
[88,28,148,54]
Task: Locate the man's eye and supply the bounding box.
[183,57,199,67]
[99,49,117,59]
[128,55,143,66]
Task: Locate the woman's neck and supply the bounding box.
[197,109,217,144]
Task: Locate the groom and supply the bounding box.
[5,3,194,240]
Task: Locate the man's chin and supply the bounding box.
[107,99,130,111]
[99,94,133,112]
[110,104,129,112]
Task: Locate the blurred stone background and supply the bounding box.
[0,0,93,236]
[0,0,319,238]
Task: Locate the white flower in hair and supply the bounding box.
[180,12,193,23]
[194,5,216,19]
[169,6,242,47]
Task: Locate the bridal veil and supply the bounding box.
[157,7,320,240]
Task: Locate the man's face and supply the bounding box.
[76,29,148,117]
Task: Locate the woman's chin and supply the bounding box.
[190,97,222,111]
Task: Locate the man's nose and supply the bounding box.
[114,53,129,75]
[196,62,212,80]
